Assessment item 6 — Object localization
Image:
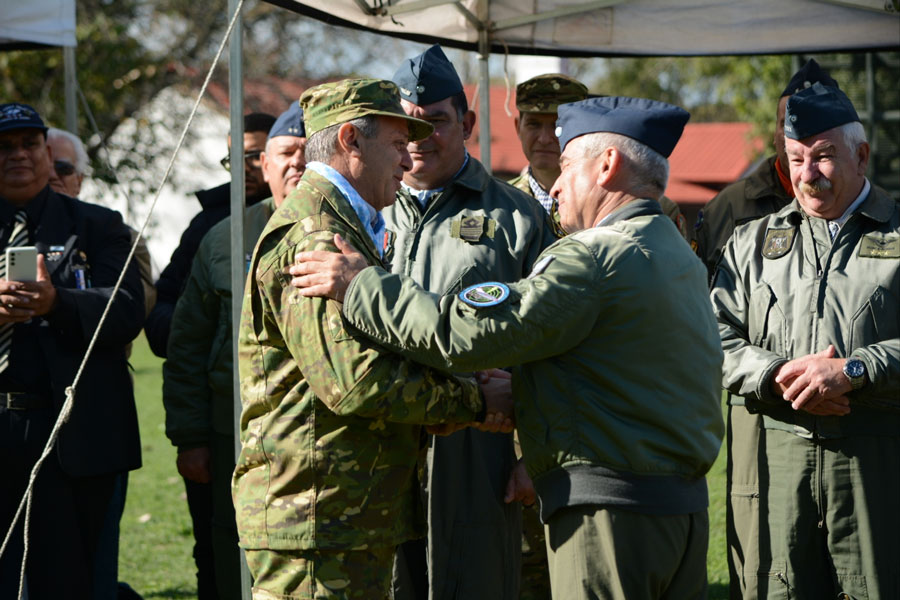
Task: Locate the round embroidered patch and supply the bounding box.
[458,282,510,308]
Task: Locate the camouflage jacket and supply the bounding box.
[233,169,483,551]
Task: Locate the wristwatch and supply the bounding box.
[842,358,867,391]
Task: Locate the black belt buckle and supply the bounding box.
[0,392,48,410]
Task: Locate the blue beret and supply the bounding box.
[555,97,690,158]
[0,103,47,135]
[392,44,463,106]
[784,83,859,140]
[781,58,839,98]
[268,101,305,139]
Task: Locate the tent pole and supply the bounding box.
[478,26,491,174]
[227,0,252,598]
[63,46,77,134]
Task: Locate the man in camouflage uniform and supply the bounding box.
[163,102,307,600]
[232,79,514,600]
[711,84,899,598]
[381,44,556,600]
[290,96,725,600]
[691,59,840,600]
[510,74,690,242]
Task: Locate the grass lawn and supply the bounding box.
[121,333,731,598]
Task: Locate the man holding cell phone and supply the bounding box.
[0,102,144,600]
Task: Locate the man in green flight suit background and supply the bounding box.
[374,44,557,600]
[711,83,899,599]
[690,58,841,600]
[232,78,514,599]
[510,73,690,242]
[289,95,725,600]
[162,101,308,600]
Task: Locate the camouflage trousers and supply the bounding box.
[520,502,551,600]
[245,546,394,600]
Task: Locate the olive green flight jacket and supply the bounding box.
[711,185,900,436]
[343,199,725,519]
[233,170,483,551]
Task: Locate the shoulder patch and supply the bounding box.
[859,233,900,258]
[458,282,510,308]
[762,227,796,259]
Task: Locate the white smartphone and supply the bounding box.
[5,246,38,282]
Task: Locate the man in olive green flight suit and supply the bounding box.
[510,74,690,242]
[163,102,307,600]
[232,79,513,600]
[691,58,840,600]
[711,83,899,599]
[290,96,725,600]
[379,45,556,600]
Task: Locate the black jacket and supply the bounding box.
[3,187,145,477]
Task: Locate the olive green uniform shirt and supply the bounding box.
[233,170,483,552]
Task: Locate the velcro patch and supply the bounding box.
[762,227,796,259]
[458,282,510,308]
[858,233,900,258]
[451,216,495,242]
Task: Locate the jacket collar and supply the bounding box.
[600,197,663,228]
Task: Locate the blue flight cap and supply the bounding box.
[392,44,464,106]
[784,83,859,140]
[0,103,48,135]
[781,58,839,98]
[268,101,306,139]
[555,97,690,158]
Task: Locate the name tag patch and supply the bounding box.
[859,234,900,258]
[762,227,796,259]
[458,282,510,308]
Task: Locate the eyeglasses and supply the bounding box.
[220,151,262,172]
[54,160,77,177]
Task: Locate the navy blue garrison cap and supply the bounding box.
[781,58,839,98]
[392,44,463,106]
[0,103,48,135]
[268,101,306,139]
[784,83,859,140]
[555,96,690,158]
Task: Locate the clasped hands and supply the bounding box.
[771,345,853,416]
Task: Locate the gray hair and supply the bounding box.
[304,116,379,164]
[838,121,867,152]
[576,132,669,199]
[47,127,91,176]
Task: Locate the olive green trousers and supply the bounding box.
[544,504,708,600]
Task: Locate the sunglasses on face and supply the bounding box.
[220,151,262,172]
[54,160,77,177]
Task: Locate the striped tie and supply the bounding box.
[0,210,30,373]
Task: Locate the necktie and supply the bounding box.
[827,221,840,240]
[0,210,31,373]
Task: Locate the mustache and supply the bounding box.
[798,177,833,195]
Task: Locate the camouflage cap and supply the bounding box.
[516,74,589,114]
[300,78,434,142]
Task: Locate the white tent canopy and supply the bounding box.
[264,0,900,56]
[0,0,75,49]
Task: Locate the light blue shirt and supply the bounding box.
[305,161,385,258]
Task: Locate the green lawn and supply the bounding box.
[121,334,731,598]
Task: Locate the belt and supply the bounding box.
[0,392,50,410]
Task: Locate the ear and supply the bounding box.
[336,122,362,156]
[855,141,870,176]
[514,115,520,131]
[596,146,621,187]
[260,151,271,183]
[461,110,476,140]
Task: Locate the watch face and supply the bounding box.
[845,359,865,378]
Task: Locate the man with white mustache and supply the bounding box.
[711,83,900,598]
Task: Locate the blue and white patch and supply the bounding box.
[458,282,510,308]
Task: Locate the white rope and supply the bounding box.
[0,1,247,594]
